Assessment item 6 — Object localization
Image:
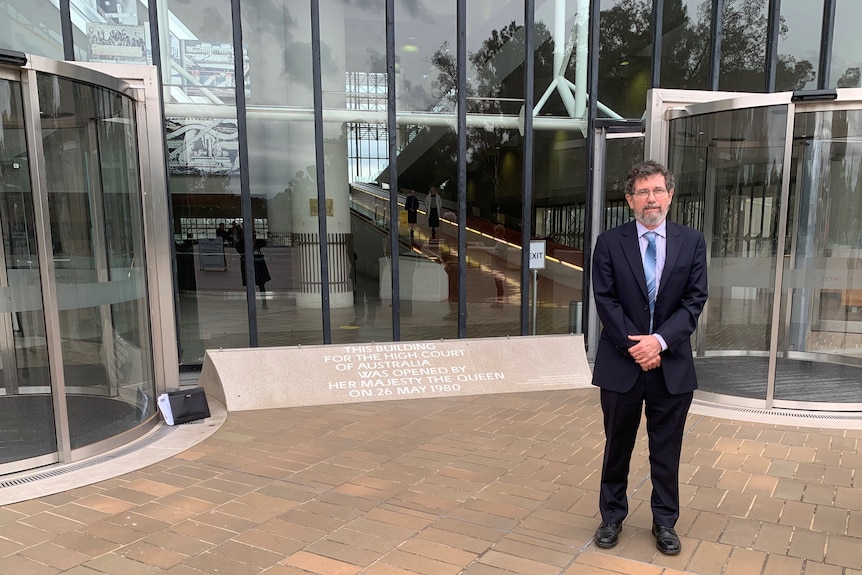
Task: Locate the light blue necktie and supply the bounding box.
[644,231,657,333]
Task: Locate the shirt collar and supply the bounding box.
[636,221,667,239]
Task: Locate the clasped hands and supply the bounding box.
[627,334,662,371]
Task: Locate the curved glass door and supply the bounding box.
[37,71,156,449]
[778,108,862,405]
[665,90,862,409]
[0,72,56,467]
[1,55,163,475]
[669,103,789,402]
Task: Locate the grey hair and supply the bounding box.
[624,160,675,195]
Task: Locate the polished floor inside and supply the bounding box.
[695,356,862,403]
[177,217,577,357]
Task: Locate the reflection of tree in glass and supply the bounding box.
[718,0,814,91]
[837,67,861,89]
[601,0,815,101]
[430,21,554,116]
[598,0,654,115]
[414,21,557,219]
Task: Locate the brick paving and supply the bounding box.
[1,388,861,574]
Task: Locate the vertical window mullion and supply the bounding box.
[231,0,259,346]
[385,0,400,340]
[709,0,724,90]
[456,0,468,338]
[60,0,74,60]
[764,0,781,92]
[651,0,664,89]
[310,0,332,343]
[520,0,536,335]
[818,0,836,89]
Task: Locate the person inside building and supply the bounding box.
[236,233,271,309]
[425,186,442,239]
[216,222,230,244]
[490,224,507,307]
[405,189,420,241]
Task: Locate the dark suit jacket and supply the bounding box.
[591,220,708,394]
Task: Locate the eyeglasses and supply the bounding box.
[628,188,669,198]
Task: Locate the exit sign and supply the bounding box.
[529,240,546,270]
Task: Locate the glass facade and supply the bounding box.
[0,0,64,60]
[660,0,710,91]
[2,0,862,474]
[152,0,598,358]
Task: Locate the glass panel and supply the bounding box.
[463,4,525,338]
[38,72,155,449]
[660,0,710,90]
[0,76,56,465]
[0,0,64,59]
[94,83,155,424]
[236,1,321,346]
[669,105,788,401]
[718,0,768,92]
[392,0,460,341]
[777,109,862,403]
[601,136,645,232]
[831,1,862,89]
[776,0,820,91]
[598,0,652,120]
[321,0,392,344]
[69,0,152,65]
[163,0,248,362]
[529,1,592,336]
[533,129,591,336]
[576,134,643,340]
[165,1,241,103]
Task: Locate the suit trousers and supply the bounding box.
[599,367,692,527]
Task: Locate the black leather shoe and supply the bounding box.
[594,521,622,549]
[652,524,681,555]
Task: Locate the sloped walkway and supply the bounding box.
[0,388,861,574]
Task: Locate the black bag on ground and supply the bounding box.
[167,388,210,424]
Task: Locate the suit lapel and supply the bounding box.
[620,222,649,300]
[661,221,682,295]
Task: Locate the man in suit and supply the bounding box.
[591,160,708,555]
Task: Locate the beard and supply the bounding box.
[635,204,667,228]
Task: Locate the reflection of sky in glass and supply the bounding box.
[772,1,862,88]
[831,3,862,87]
[778,0,821,90]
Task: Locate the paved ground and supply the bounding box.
[1,388,861,575]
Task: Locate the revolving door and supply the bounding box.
[0,53,172,475]
[658,89,862,410]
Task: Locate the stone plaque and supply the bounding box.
[199,334,593,412]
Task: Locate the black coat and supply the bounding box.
[591,220,708,394]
